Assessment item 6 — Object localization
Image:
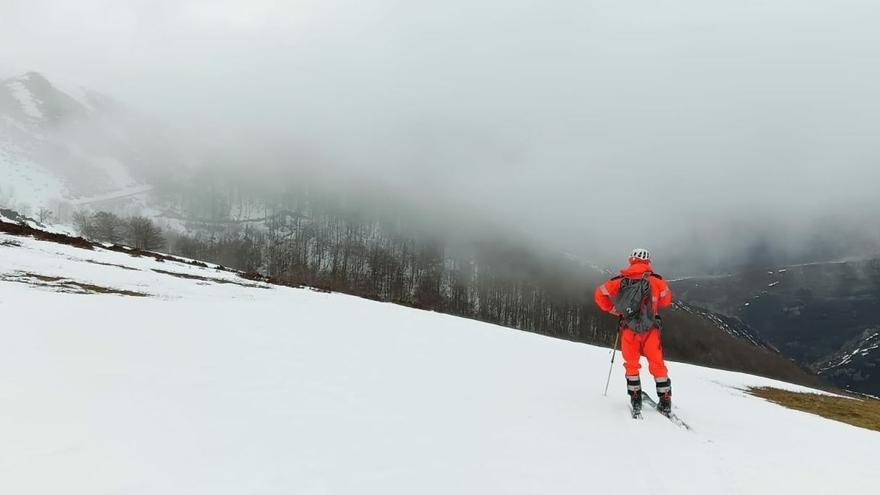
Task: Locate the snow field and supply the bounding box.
[0,233,876,494]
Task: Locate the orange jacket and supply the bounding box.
[594,260,672,316]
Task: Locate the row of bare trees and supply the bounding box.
[150,200,614,345]
[73,211,165,250]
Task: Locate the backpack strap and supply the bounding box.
[640,272,658,318]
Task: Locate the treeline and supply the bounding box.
[157,207,611,345]
[73,211,165,250]
[138,178,613,344]
[72,190,611,345]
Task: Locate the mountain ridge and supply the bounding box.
[0,71,181,214]
[671,259,880,395]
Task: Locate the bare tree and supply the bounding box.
[37,207,53,224]
[72,210,93,237]
[127,216,165,250]
[91,211,124,244]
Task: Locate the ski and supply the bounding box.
[641,392,691,430]
[629,404,643,420]
[629,395,644,420]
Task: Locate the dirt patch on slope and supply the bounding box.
[1,272,149,297]
[152,269,267,288]
[0,220,93,249]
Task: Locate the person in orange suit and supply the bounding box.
[595,248,673,413]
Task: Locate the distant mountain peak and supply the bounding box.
[2,70,89,124]
[0,71,179,209]
[18,71,49,83]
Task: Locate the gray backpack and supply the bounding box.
[613,273,657,332]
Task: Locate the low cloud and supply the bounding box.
[3,0,879,272]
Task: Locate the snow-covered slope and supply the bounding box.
[0,232,876,494]
[0,72,179,214]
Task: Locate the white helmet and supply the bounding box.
[630,248,651,261]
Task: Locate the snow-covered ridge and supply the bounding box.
[6,77,43,119]
[0,229,876,494]
[0,71,178,212]
[672,300,767,348]
[819,330,880,394]
[821,331,880,371]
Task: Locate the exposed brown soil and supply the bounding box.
[103,244,210,268]
[0,220,93,249]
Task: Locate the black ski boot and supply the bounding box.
[656,377,672,415]
[627,375,642,416]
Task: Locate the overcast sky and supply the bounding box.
[3,0,880,270]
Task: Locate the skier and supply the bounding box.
[594,248,673,415]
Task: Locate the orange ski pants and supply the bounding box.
[620,327,668,377]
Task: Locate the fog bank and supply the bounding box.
[3,0,879,271]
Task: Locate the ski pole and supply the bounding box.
[603,330,620,397]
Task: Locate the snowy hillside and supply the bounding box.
[0,231,876,494]
[0,72,178,214]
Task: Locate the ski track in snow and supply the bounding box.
[68,184,154,207]
[0,233,876,494]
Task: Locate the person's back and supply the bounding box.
[595,248,673,414]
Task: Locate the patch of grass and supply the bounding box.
[749,386,880,432]
[152,268,266,288]
[28,273,65,282]
[2,273,149,297]
[67,281,148,297]
[152,269,211,281]
[85,260,140,271]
